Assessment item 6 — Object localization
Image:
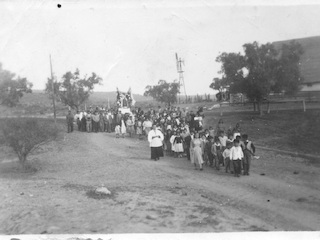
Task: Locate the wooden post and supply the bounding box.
[49,55,57,126]
[302,99,306,112]
[267,101,270,114]
[220,103,223,116]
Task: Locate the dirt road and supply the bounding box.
[0,131,319,234]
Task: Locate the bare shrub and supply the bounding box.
[0,118,58,167]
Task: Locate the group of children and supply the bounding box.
[165,121,259,177]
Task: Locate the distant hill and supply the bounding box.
[20,90,153,106]
[273,36,320,84]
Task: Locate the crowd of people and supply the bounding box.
[66,105,259,177]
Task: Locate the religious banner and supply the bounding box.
[116,87,135,108]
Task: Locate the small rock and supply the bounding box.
[95,187,111,195]
[260,173,265,176]
[146,215,157,220]
[293,171,299,175]
[20,192,24,195]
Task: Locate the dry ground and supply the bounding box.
[0,128,319,234]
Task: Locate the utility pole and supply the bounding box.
[50,55,57,126]
[175,53,187,103]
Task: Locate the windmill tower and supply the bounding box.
[175,53,187,103]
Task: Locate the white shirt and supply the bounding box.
[148,129,164,147]
[74,113,81,121]
[223,148,231,159]
[143,120,152,129]
[230,146,244,160]
[219,136,228,147]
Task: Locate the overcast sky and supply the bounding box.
[0,0,320,95]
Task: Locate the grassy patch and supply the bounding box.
[203,109,320,155]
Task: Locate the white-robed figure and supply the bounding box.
[121,119,126,137]
[148,124,164,161]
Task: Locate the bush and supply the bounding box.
[0,118,58,167]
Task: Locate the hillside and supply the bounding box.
[0,90,155,116]
[273,35,320,84]
[1,90,216,117]
[20,90,153,107]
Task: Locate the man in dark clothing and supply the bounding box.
[66,110,74,133]
[184,131,192,160]
[75,110,81,131]
[81,112,87,132]
[112,110,117,132]
[116,110,122,126]
[189,111,196,130]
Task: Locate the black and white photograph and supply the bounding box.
[0,0,319,239]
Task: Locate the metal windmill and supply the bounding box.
[175,53,187,102]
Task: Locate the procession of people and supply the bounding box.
[66,100,259,177]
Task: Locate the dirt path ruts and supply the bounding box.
[88,133,320,231]
[0,131,319,234]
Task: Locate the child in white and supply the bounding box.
[223,143,232,173]
[230,139,244,177]
[219,131,228,151]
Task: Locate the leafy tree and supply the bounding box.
[46,69,102,110]
[0,63,33,107]
[215,41,303,115]
[273,40,304,95]
[210,77,230,101]
[216,52,246,91]
[144,80,180,106]
[0,118,57,168]
[241,42,278,114]
[210,77,225,93]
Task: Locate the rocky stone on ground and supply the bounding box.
[95,187,111,195]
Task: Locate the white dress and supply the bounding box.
[170,135,176,152]
[173,136,184,153]
[121,119,126,134]
[192,138,204,165]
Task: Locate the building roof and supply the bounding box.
[273,36,320,84]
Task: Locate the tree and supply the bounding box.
[241,42,279,114]
[46,69,102,110]
[210,77,228,101]
[273,40,304,95]
[0,118,57,168]
[144,80,180,106]
[0,63,33,107]
[210,77,224,93]
[215,52,246,89]
[215,41,303,115]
